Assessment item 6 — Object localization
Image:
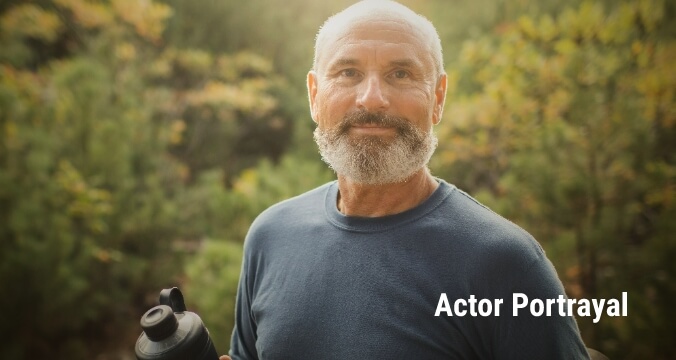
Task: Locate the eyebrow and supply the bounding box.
[328,58,360,70]
[389,59,417,68]
[327,58,419,71]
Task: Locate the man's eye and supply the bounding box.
[393,70,409,79]
[341,69,357,77]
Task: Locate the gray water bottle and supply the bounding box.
[135,287,219,360]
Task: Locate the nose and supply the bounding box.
[356,74,389,112]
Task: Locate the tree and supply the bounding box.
[0,0,297,358]
[432,1,675,357]
[0,1,179,357]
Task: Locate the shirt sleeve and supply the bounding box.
[493,256,591,360]
[229,255,259,360]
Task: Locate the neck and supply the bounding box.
[336,168,439,217]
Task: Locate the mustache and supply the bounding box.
[338,110,413,134]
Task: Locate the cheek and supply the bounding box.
[396,91,434,121]
[316,86,352,125]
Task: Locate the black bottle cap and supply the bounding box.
[140,305,179,341]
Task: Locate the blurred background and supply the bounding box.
[0,0,673,358]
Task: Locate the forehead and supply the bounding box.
[317,17,434,72]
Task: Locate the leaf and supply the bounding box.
[111,0,173,43]
[0,4,63,42]
[54,0,114,29]
[555,39,578,55]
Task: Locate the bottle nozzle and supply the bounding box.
[140,305,179,341]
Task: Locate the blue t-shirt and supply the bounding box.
[230,180,590,359]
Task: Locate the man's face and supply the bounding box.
[308,16,447,184]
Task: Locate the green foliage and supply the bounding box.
[151,47,293,182]
[432,0,675,357]
[0,1,184,357]
[184,239,243,354]
[0,0,297,358]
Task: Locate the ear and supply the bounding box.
[432,73,447,125]
[307,70,319,124]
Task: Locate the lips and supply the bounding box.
[353,124,389,128]
[349,124,396,134]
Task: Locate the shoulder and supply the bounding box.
[440,183,547,279]
[445,185,543,253]
[253,181,332,226]
[243,181,333,250]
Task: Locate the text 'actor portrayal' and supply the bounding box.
[225,1,593,359]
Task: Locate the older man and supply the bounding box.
[225,1,590,359]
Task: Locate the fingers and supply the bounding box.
[219,356,232,360]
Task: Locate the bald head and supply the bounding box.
[313,0,444,77]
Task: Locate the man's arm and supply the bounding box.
[229,257,259,360]
[493,257,591,359]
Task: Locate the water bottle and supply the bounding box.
[135,287,219,360]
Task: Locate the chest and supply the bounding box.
[248,233,479,359]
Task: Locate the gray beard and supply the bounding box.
[313,111,437,185]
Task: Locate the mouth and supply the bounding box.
[349,124,397,135]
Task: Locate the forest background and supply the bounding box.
[0,0,673,359]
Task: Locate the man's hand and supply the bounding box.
[219,356,231,360]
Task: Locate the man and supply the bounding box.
[224,0,590,359]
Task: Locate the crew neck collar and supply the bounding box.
[324,179,455,233]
